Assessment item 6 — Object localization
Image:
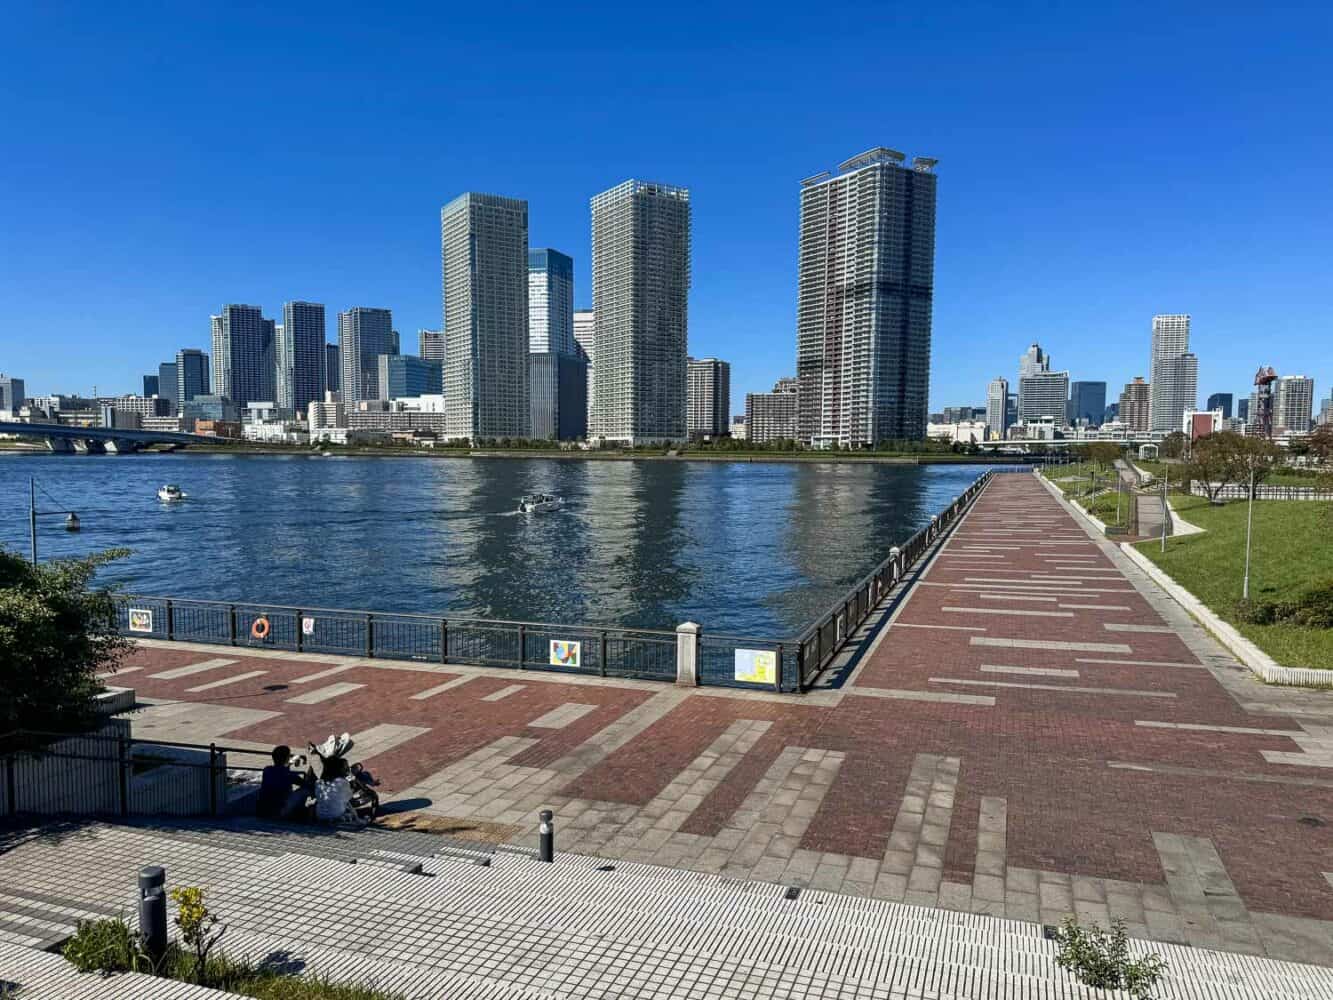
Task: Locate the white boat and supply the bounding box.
[157,484,187,502]
[517,492,562,514]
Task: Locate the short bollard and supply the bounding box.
[138,865,167,967]
[538,809,554,863]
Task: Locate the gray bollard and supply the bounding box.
[138,865,167,966]
[538,809,554,863]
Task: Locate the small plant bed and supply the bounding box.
[63,906,402,1000]
[1044,462,1131,527]
[1135,494,1333,669]
[1052,917,1165,999]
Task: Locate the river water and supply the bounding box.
[1,454,989,637]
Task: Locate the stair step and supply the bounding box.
[354,855,424,875]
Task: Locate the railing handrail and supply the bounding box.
[0,727,267,760]
[794,470,992,645]
[115,595,681,639]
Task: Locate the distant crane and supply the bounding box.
[1252,366,1277,439]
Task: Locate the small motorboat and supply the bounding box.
[157,484,188,502]
[518,492,562,514]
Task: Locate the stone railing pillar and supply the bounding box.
[675,622,700,687]
[890,546,901,581]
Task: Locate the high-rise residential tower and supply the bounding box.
[1275,375,1315,434]
[441,193,529,441]
[796,149,937,447]
[338,307,394,403]
[986,377,1010,438]
[0,374,25,412]
[1015,344,1049,416]
[1067,381,1107,426]
[277,301,326,415]
[1119,377,1151,432]
[418,330,445,363]
[573,309,595,429]
[175,349,209,404]
[745,377,799,444]
[1149,314,1196,432]
[686,357,731,439]
[210,304,273,406]
[590,180,691,445]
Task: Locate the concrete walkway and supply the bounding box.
[71,473,1333,967]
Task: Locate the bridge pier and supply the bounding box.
[43,438,75,454]
[105,439,142,454]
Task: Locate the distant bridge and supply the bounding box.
[0,421,216,454]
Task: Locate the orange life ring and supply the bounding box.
[251,616,271,640]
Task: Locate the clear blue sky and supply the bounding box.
[2,1,1330,411]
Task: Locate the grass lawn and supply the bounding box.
[1135,495,1333,668]
[1043,463,1130,527]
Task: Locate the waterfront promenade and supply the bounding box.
[78,474,1333,964]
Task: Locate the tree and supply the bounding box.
[0,547,131,735]
[1183,432,1281,503]
[1159,431,1188,460]
[1307,423,1333,466]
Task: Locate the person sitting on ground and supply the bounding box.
[314,756,362,825]
[256,745,307,820]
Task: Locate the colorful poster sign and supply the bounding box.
[549,640,581,668]
[128,608,154,633]
[734,648,777,685]
[302,617,315,636]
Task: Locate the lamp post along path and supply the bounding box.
[1243,466,1256,601]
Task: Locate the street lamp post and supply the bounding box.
[1160,470,1168,554]
[29,477,80,564]
[1242,467,1256,601]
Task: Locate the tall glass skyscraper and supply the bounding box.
[795,148,938,447]
[590,180,691,445]
[324,343,340,395]
[441,193,529,441]
[1068,381,1107,426]
[278,301,326,414]
[338,307,395,403]
[175,349,209,405]
[528,249,574,355]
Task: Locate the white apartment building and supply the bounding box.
[1275,375,1315,434]
[795,148,937,447]
[441,193,529,441]
[590,180,691,445]
[1149,314,1196,432]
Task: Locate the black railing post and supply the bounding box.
[118,737,129,817]
[5,755,16,817]
[228,605,238,646]
[599,631,608,677]
[795,642,806,694]
[774,643,784,693]
[296,610,304,653]
[440,619,449,664]
[208,743,218,817]
[166,599,174,642]
[365,615,374,658]
[518,625,527,669]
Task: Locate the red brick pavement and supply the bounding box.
[117,474,1333,924]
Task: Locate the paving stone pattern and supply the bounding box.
[93,473,1333,968]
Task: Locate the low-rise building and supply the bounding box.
[194,419,241,438]
[926,420,988,445]
[745,378,798,444]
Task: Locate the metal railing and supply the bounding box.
[0,728,268,820]
[1189,481,1333,501]
[115,597,681,684]
[112,470,999,695]
[793,471,994,688]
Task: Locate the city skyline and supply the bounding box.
[4,6,1330,410]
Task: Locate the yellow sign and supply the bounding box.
[734,648,776,685]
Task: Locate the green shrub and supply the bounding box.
[61,916,151,975]
[1053,917,1165,999]
[184,950,403,999]
[1236,580,1333,629]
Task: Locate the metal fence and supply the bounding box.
[793,471,994,688]
[0,728,266,820]
[1189,481,1333,501]
[113,469,997,695]
[116,597,682,685]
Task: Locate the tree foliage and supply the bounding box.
[0,547,131,735]
[1182,432,1282,503]
[1072,442,1122,470]
[1159,431,1188,459]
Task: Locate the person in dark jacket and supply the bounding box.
[256,745,307,819]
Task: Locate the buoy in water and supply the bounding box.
[65,513,81,532]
